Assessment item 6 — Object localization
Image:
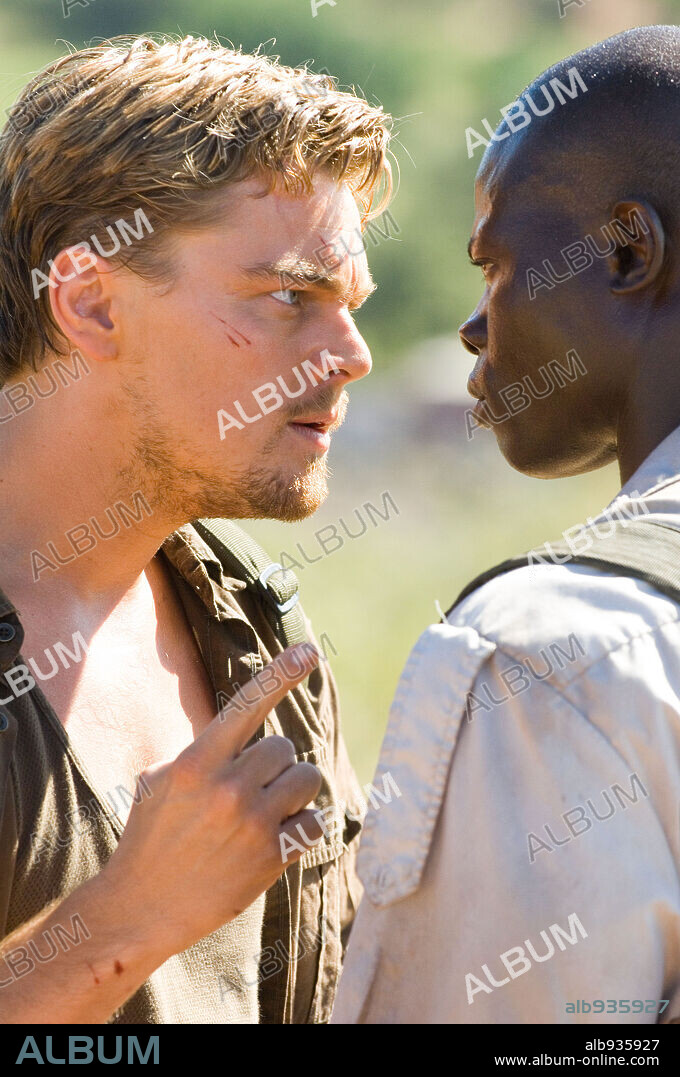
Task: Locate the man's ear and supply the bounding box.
[608,200,665,294]
[47,245,119,361]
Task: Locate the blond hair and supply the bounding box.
[0,34,392,382]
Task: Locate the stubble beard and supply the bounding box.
[119,370,342,525]
[119,405,330,526]
[240,453,330,521]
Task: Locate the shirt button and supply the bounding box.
[0,623,16,643]
[0,713,8,732]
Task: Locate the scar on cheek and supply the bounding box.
[209,311,252,348]
[317,232,335,255]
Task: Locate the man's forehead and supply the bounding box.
[472,142,513,228]
[469,191,541,257]
[242,181,370,271]
[469,182,499,249]
[177,174,374,300]
[470,149,559,251]
[233,172,361,228]
[215,177,365,257]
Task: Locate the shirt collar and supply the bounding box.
[618,424,680,502]
[161,523,248,621]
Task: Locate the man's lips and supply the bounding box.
[467,361,487,402]
[471,397,491,428]
[287,408,340,452]
[288,408,339,434]
[467,363,492,428]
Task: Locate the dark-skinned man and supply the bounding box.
[333,25,680,1024]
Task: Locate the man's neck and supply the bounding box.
[616,375,680,488]
[0,384,181,603]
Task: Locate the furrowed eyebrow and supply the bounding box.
[242,259,326,285]
[241,259,377,306]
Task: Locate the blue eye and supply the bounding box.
[270,288,300,306]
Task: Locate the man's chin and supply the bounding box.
[270,468,329,522]
[492,425,551,478]
[243,459,330,522]
[497,431,596,480]
[188,458,330,524]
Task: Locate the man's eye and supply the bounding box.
[270,288,301,306]
[470,260,493,276]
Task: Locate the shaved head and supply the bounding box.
[485,25,680,229]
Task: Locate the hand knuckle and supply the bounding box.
[272,736,296,762]
[215,778,245,816]
[136,765,156,789]
[243,807,273,844]
[296,761,322,790]
[170,753,203,790]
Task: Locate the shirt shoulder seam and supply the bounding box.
[496,608,680,693]
[484,621,679,777]
[469,593,680,692]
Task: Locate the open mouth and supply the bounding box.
[292,419,329,432]
[288,417,333,451]
[286,403,341,451]
[289,408,337,432]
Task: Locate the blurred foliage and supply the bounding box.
[1,0,677,779]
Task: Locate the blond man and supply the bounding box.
[0,34,390,1024]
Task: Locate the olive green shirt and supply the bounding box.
[0,523,364,1023]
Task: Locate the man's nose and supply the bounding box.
[323,319,373,385]
[459,310,487,356]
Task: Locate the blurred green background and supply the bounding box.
[2,0,675,781]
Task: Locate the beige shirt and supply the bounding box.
[333,427,680,1025]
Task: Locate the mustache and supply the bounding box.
[285,386,349,425]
